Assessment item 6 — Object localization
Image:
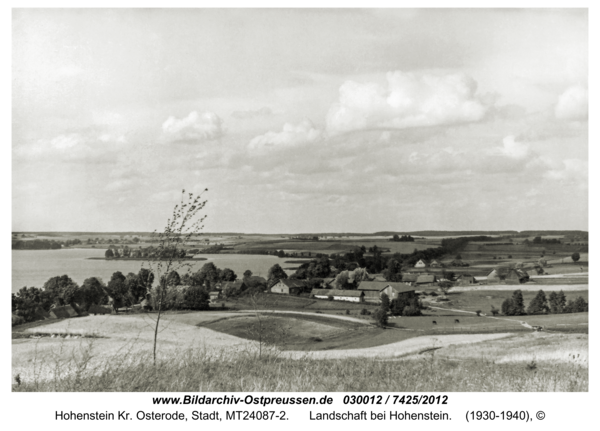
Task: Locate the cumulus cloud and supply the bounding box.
[162,111,223,142]
[249,119,323,150]
[498,135,530,159]
[326,71,488,134]
[544,159,588,184]
[231,107,273,119]
[555,85,588,120]
[14,132,126,162]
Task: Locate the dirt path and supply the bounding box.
[236,309,371,325]
[284,333,513,359]
[428,306,540,330]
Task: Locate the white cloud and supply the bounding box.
[555,85,588,120]
[326,71,488,134]
[162,111,223,142]
[544,159,588,184]
[249,119,323,150]
[499,135,530,159]
[13,132,126,161]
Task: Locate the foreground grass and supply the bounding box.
[13,343,587,392]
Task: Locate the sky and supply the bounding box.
[11,8,589,234]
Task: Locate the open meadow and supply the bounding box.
[12,285,588,392]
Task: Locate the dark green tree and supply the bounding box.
[382,258,403,282]
[511,289,526,315]
[43,275,80,306]
[197,262,221,289]
[137,268,154,298]
[107,271,128,307]
[267,263,288,283]
[402,298,422,316]
[80,277,107,310]
[165,270,181,286]
[373,308,388,328]
[548,290,567,314]
[184,285,210,310]
[571,252,580,262]
[502,290,526,316]
[105,249,114,258]
[391,297,408,316]
[574,296,588,312]
[380,293,390,312]
[527,289,549,314]
[221,268,237,282]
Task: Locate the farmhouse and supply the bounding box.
[430,260,441,267]
[271,279,305,295]
[357,281,387,291]
[505,268,530,284]
[381,283,416,301]
[357,281,415,303]
[414,259,427,268]
[415,274,437,286]
[487,269,502,283]
[220,280,244,292]
[456,274,477,285]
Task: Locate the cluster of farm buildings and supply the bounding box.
[242,265,531,305]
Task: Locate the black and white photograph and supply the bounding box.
[11,7,589,398]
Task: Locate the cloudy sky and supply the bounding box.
[12,8,588,233]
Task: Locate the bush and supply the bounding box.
[183,285,210,310]
[565,296,588,313]
[380,293,390,312]
[490,305,499,316]
[502,290,526,316]
[402,305,421,316]
[476,310,481,316]
[327,296,334,301]
[360,308,368,315]
[345,309,350,315]
[12,314,25,327]
[373,309,388,327]
[571,252,580,262]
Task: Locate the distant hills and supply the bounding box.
[13,230,588,237]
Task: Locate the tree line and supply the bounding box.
[500,289,588,316]
[12,261,276,324]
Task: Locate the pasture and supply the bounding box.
[426,289,589,314]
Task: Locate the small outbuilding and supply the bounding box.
[415,274,437,286]
[310,288,333,300]
[505,268,530,284]
[487,269,502,284]
[271,279,305,295]
[456,274,477,285]
[381,283,416,301]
